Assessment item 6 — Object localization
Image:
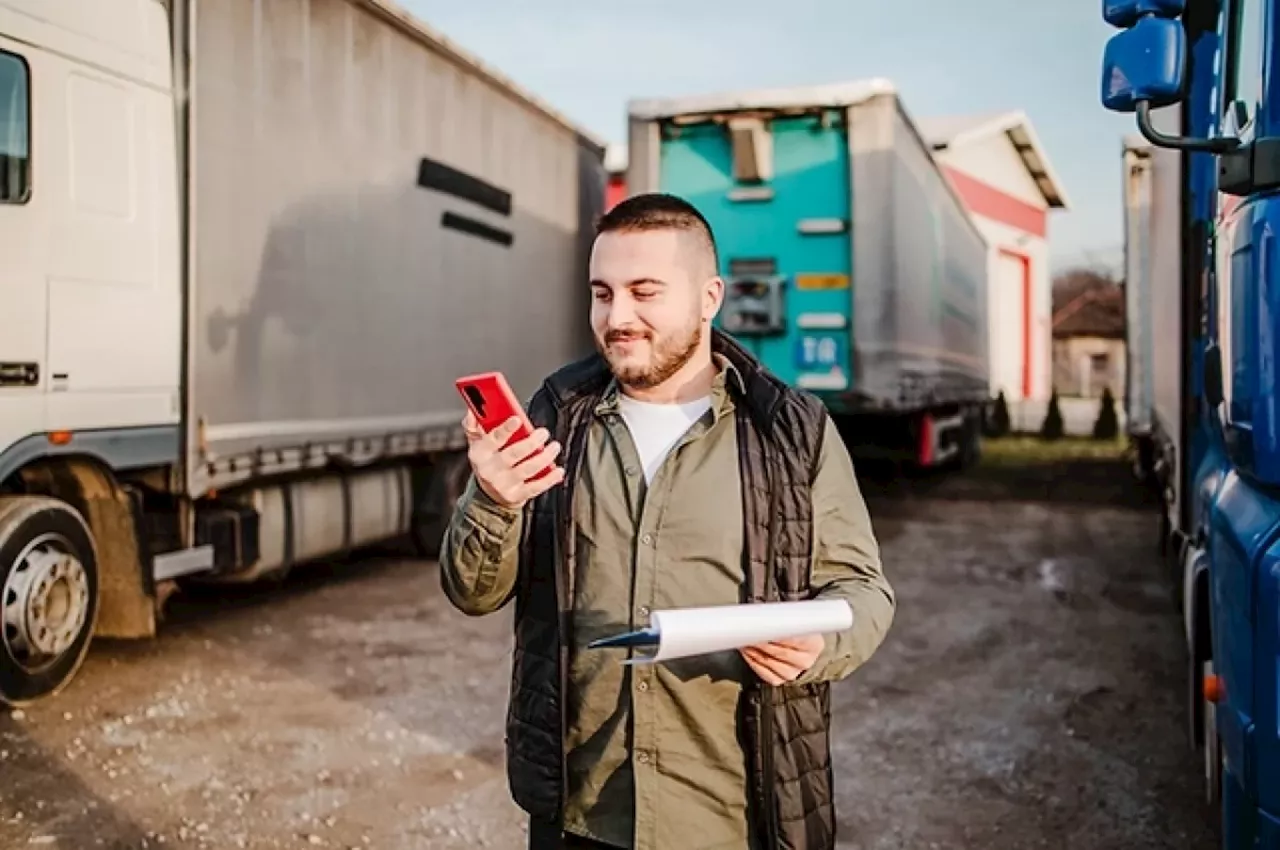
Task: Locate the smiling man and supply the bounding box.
[439,192,895,850]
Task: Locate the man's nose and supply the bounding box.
[605,297,638,327]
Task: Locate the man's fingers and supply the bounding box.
[468,416,530,465]
[512,441,561,481]
[746,641,811,670]
[500,426,551,466]
[744,645,798,674]
[740,647,791,685]
[462,411,484,440]
[491,416,525,446]
[770,635,821,652]
[515,465,566,502]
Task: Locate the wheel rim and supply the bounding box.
[2,532,91,673]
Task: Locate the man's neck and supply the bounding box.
[621,351,716,405]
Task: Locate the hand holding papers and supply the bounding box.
[586,599,854,665]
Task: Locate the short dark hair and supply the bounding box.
[595,192,719,273]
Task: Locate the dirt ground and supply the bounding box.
[0,446,1219,849]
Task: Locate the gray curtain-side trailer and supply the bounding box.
[0,0,605,703]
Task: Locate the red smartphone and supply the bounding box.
[454,371,553,481]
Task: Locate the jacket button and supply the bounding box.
[641,533,653,545]
[637,752,650,764]
[626,466,638,477]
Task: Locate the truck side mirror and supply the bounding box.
[1100,15,1185,113]
[1204,343,1224,408]
[1099,2,1241,154]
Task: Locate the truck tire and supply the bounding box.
[411,453,470,560]
[0,496,99,705]
[958,409,983,470]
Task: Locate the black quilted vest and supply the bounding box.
[508,330,834,850]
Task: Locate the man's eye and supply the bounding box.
[593,289,611,301]
[633,289,658,299]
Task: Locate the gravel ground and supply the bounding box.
[0,456,1218,849]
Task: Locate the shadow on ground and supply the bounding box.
[0,712,153,849]
[853,438,1160,511]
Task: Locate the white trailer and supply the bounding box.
[0,0,605,703]
[1122,128,1183,521]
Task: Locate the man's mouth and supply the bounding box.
[607,333,648,346]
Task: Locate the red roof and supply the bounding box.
[1052,282,1125,339]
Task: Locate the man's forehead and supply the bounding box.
[590,229,707,281]
[593,228,684,258]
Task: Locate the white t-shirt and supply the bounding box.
[616,393,713,484]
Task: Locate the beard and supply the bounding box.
[595,317,703,391]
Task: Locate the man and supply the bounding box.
[439,193,895,850]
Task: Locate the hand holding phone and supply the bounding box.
[455,372,565,509]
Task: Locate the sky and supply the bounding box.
[404,0,1136,274]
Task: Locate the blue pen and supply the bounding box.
[587,627,660,650]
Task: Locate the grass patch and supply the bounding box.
[980,435,1129,466]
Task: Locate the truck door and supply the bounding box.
[39,41,179,432]
[0,40,45,458]
[1208,0,1271,828]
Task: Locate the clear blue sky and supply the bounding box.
[405,1,1135,273]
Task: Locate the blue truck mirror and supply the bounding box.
[1101,16,1186,113]
[1103,0,1185,29]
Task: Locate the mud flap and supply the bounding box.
[18,459,155,639]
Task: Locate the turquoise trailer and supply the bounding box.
[625,79,990,467]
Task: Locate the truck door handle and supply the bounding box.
[0,362,39,387]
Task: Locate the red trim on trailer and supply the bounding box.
[943,166,1048,238]
[998,248,1035,399]
[918,413,934,466]
[606,175,626,211]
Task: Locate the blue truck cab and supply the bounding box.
[623,81,991,468]
[1103,0,1280,843]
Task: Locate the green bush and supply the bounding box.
[986,390,1012,438]
[1040,389,1065,441]
[1092,386,1120,440]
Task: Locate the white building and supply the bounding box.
[919,112,1070,406]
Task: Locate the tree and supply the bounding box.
[1093,386,1120,440]
[1053,266,1122,306]
[1041,389,1065,441]
[986,390,1012,438]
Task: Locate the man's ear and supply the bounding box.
[703,276,725,322]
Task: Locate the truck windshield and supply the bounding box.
[0,50,29,204]
[1224,0,1265,131]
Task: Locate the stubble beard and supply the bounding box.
[597,318,704,391]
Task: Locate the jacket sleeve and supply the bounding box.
[438,472,525,616]
[438,385,558,617]
[793,415,896,685]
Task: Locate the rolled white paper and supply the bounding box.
[627,599,854,665]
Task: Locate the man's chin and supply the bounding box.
[608,359,648,379]
[601,356,652,386]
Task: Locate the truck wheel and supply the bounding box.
[0,497,99,705]
[411,453,470,560]
[958,411,982,469]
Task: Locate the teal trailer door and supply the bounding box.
[657,113,852,394]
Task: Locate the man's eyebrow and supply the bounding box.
[588,278,667,288]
